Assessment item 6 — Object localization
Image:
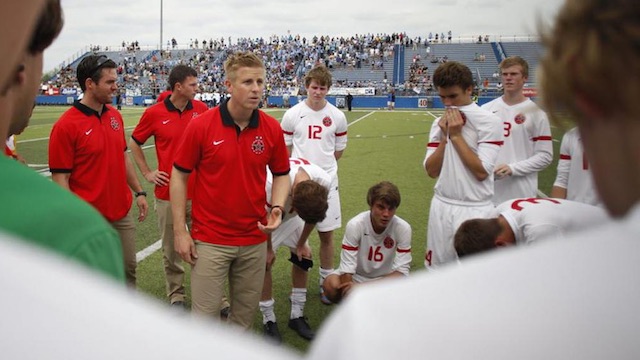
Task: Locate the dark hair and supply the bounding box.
[292,180,329,224]
[168,65,197,91]
[366,181,401,209]
[454,218,502,258]
[28,0,64,55]
[304,65,332,88]
[77,55,116,91]
[433,61,474,90]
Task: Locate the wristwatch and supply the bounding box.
[135,191,147,197]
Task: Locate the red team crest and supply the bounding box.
[322,116,332,127]
[514,113,526,124]
[110,117,120,131]
[383,236,395,249]
[251,136,265,155]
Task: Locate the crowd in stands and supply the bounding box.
[43,30,506,99]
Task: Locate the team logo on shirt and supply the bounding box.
[110,117,120,131]
[514,113,526,124]
[322,116,332,127]
[251,136,265,155]
[192,112,200,118]
[383,236,395,249]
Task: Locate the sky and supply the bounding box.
[44,0,565,72]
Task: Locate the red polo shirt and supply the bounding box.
[131,97,208,200]
[173,101,290,246]
[49,101,132,222]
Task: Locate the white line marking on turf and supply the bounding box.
[17,126,136,144]
[348,111,375,127]
[537,189,548,198]
[136,239,162,263]
[427,111,438,119]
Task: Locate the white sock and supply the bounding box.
[259,298,276,324]
[319,268,334,287]
[290,288,307,319]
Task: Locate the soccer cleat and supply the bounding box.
[288,317,315,341]
[320,285,332,305]
[219,306,230,321]
[263,321,282,344]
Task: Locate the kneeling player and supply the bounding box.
[323,181,412,304]
[260,158,330,343]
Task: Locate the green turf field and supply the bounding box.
[17,105,565,353]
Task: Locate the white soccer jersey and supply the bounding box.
[266,157,331,222]
[281,101,348,179]
[481,97,553,205]
[424,102,504,203]
[495,197,608,245]
[553,127,602,206]
[338,211,412,281]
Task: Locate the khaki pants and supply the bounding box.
[111,208,136,287]
[156,199,190,303]
[191,241,266,329]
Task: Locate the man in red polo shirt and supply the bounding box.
[171,52,291,329]
[49,55,148,287]
[130,65,208,307]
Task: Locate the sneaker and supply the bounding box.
[288,317,315,341]
[219,306,230,321]
[320,285,332,305]
[263,321,282,344]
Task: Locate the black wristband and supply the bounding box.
[135,191,147,197]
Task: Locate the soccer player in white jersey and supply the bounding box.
[481,56,553,205]
[423,61,503,270]
[550,127,602,206]
[260,157,331,343]
[323,181,411,304]
[280,65,348,304]
[454,197,608,257]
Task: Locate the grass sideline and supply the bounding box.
[17,105,564,353]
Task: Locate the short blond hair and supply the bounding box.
[224,51,264,82]
[304,65,332,88]
[500,56,529,78]
[539,0,640,124]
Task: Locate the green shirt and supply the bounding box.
[0,155,125,282]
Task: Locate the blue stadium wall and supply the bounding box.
[35,95,501,108]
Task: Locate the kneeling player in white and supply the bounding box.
[454,197,608,258]
[323,181,412,304]
[260,158,331,343]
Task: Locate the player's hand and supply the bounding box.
[258,207,283,234]
[437,116,448,139]
[266,246,276,271]
[446,107,464,138]
[174,229,197,265]
[136,195,148,222]
[494,164,513,179]
[145,169,170,187]
[339,281,355,299]
[296,243,312,261]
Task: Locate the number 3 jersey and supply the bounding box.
[281,101,348,179]
[338,211,412,281]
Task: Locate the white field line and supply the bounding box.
[17,125,136,144]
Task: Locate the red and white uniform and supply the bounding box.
[553,127,602,206]
[265,157,331,250]
[481,97,553,204]
[281,101,347,232]
[337,211,411,282]
[423,102,503,269]
[49,102,132,222]
[5,136,16,158]
[131,98,208,200]
[494,197,607,244]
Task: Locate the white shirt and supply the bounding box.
[281,101,348,179]
[308,204,640,360]
[494,197,608,245]
[265,157,331,222]
[481,97,553,204]
[424,102,503,204]
[553,127,602,206]
[338,211,412,280]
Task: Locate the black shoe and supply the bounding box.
[170,300,185,308]
[263,321,282,344]
[288,317,315,340]
[220,306,230,321]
